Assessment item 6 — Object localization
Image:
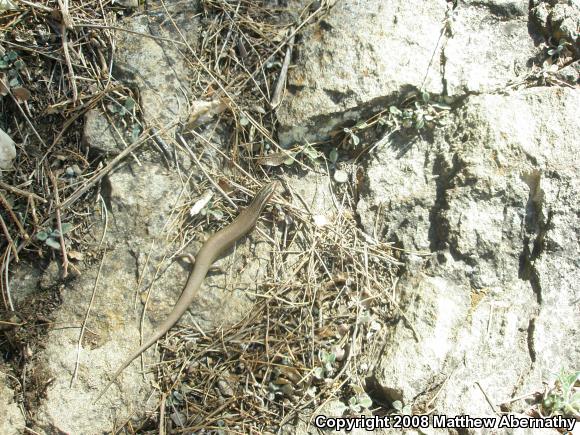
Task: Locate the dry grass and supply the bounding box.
[1,0,404,432]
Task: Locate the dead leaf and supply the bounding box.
[256,151,296,167]
[189,191,213,216]
[185,100,227,129]
[0,73,8,96]
[12,87,31,102]
[68,251,84,261]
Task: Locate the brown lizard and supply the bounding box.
[94,181,279,402]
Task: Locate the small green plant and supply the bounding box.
[313,350,336,380]
[107,97,136,117]
[328,147,339,165]
[201,203,224,220]
[303,142,322,163]
[348,393,373,413]
[36,223,73,249]
[547,39,569,58]
[392,399,412,415]
[0,50,18,69]
[542,369,580,418]
[0,50,25,88]
[342,127,360,148]
[106,96,141,141]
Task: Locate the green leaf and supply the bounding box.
[131,125,141,141]
[389,106,401,115]
[303,146,320,160]
[561,371,580,388]
[0,59,8,69]
[59,222,73,235]
[415,117,425,130]
[320,351,336,363]
[329,148,339,164]
[359,396,373,408]
[313,367,324,379]
[334,401,348,415]
[45,238,61,249]
[422,91,430,103]
[14,59,25,71]
[208,209,224,220]
[7,51,18,61]
[36,230,49,241]
[124,97,135,111]
[392,400,402,411]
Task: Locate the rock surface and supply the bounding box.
[0,370,25,435]
[4,0,579,432]
[358,87,579,416]
[277,0,539,147]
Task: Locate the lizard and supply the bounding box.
[94,180,279,402]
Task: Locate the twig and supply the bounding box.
[0,191,29,240]
[0,214,18,262]
[476,381,501,415]
[0,250,13,310]
[240,4,323,90]
[161,0,312,171]
[159,392,167,435]
[97,194,108,249]
[58,0,77,102]
[177,135,237,208]
[48,170,69,278]
[15,0,54,12]
[270,29,294,109]
[138,244,160,378]
[73,23,186,45]
[71,248,107,387]
[0,181,47,203]
[7,88,48,150]
[39,86,120,166]
[57,123,175,213]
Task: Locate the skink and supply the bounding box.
[94,181,278,402]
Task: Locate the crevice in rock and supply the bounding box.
[526,316,537,363]
[428,151,466,258]
[322,88,356,105]
[466,0,527,19]
[364,374,401,408]
[439,0,458,97]
[518,170,552,305]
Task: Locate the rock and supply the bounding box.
[359,87,580,415]
[442,0,536,96]
[277,0,447,147]
[277,0,540,147]
[0,127,16,170]
[83,109,127,154]
[116,0,138,8]
[0,370,25,435]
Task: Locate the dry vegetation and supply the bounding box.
[1,0,404,432]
